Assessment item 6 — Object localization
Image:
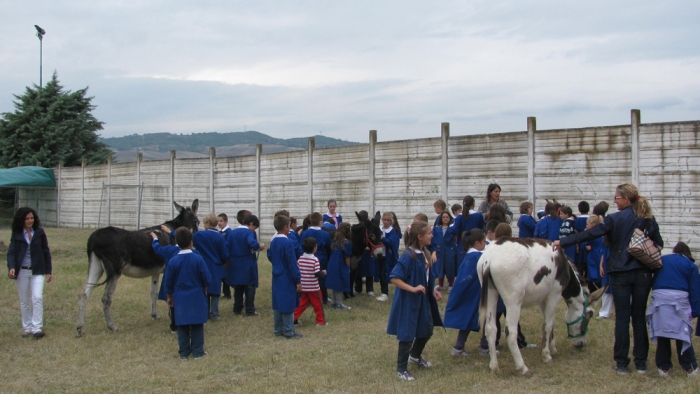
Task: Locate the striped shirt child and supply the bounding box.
[298,253,321,291]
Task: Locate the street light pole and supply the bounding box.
[34,25,46,87]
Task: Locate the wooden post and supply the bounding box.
[209,147,216,213]
[308,137,315,213]
[136,152,142,229]
[56,161,62,227]
[81,158,85,228]
[369,130,376,214]
[107,156,112,226]
[631,109,641,186]
[527,117,536,211]
[170,150,176,217]
[441,123,449,203]
[255,144,262,236]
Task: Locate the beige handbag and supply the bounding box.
[627,228,662,270]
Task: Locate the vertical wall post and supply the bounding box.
[81,158,85,228]
[369,130,377,214]
[209,147,216,213]
[107,156,112,227]
[136,152,142,229]
[527,117,537,211]
[255,144,262,235]
[170,150,176,217]
[57,161,62,227]
[307,137,315,213]
[631,109,641,186]
[441,123,450,203]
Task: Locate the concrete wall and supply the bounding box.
[24,110,700,254]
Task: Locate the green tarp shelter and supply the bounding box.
[0,166,56,187]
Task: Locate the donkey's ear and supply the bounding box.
[589,285,607,303]
[191,199,199,214]
[374,211,381,221]
[355,211,361,221]
[174,201,185,213]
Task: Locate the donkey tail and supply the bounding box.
[478,265,492,331]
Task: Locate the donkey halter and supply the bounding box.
[365,228,382,257]
[566,293,589,339]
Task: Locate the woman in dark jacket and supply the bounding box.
[553,183,662,375]
[7,207,52,338]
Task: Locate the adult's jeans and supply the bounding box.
[15,269,45,334]
[610,269,653,370]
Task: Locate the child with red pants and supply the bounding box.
[294,237,328,326]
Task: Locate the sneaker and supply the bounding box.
[636,369,646,375]
[245,311,260,317]
[316,322,330,327]
[451,347,470,357]
[367,291,375,297]
[376,294,389,302]
[408,356,432,368]
[33,331,45,339]
[435,285,442,292]
[233,311,243,316]
[447,286,452,293]
[194,352,208,359]
[209,314,221,321]
[479,348,499,356]
[21,332,31,338]
[294,319,302,325]
[596,315,609,320]
[658,368,669,377]
[336,304,352,310]
[284,333,303,339]
[687,367,700,377]
[615,366,628,375]
[397,371,415,381]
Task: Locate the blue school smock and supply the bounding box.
[517,214,537,238]
[560,218,577,262]
[152,239,181,302]
[323,212,343,227]
[584,237,604,284]
[301,227,332,286]
[193,229,229,295]
[535,216,562,241]
[227,226,261,287]
[445,211,485,263]
[326,240,352,292]
[164,250,211,326]
[432,225,457,280]
[443,250,483,332]
[219,226,231,279]
[573,216,589,267]
[386,248,443,342]
[267,234,301,313]
[378,227,401,283]
[286,230,304,259]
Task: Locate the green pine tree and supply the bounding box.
[0,72,112,168]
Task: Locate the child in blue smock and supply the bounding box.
[535,201,562,241]
[582,215,603,290]
[163,227,211,359]
[377,212,401,302]
[444,229,486,356]
[227,214,265,316]
[445,196,485,268]
[326,222,353,309]
[559,206,577,264]
[217,213,233,299]
[268,215,303,339]
[387,221,443,381]
[432,211,456,292]
[517,202,536,238]
[151,232,187,333]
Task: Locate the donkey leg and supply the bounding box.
[504,306,529,375]
[77,253,105,337]
[150,274,160,320]
[102,276,121,331]
[540,299,558,362]
[486,290,501,373]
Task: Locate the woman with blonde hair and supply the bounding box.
[554,183,663,375]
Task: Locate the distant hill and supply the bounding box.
[99,131,359,163]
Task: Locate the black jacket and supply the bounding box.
[560,206,663,273]
[6,227,52,276]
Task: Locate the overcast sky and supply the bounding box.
[1,1,698,143]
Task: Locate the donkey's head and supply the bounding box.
[172,199,200,233]
[561,257,602,348]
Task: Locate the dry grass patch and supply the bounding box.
[1,227,699,393]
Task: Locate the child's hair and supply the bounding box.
[544,202,560,218]
[327,199,337,207]
[290,217,297,226]
[357,210,369,222]
[451,203,462,215]
[243,214,260,227]
[438,211,453,226]
[519,201,533,214]
[672,242,695,262]
[586,215,603,227]
[175,227,193,249]
[494,223,512,238]
[592,201,609,216]
[560,206,573,217]
[217,213,228,222]
[301,214,311,232]
[309,212,323,226]
[578,201,590,214]
[405,220,431,258]
[488,204,507,224]
[273,215,290,231]
[325,217,336,225]
[274,210,290,218]
[462,229,486,250]
[381,211,394,225]
[202,213,218,227]
[302,237,317,254]
[413,213,429,223]
[332,222,352,250]
[433,199,447,211]
[485,219,500,234]
[462,195,475,220]
[236,210,252,224]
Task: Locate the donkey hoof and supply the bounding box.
[76,327,84,337]
[107,325,119,332]
[543,355,553,363]
[520,366,530,375]
[152,314,160,320]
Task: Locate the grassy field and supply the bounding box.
[1,228,699,393]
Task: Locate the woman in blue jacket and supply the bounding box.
[6,207,52,338]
